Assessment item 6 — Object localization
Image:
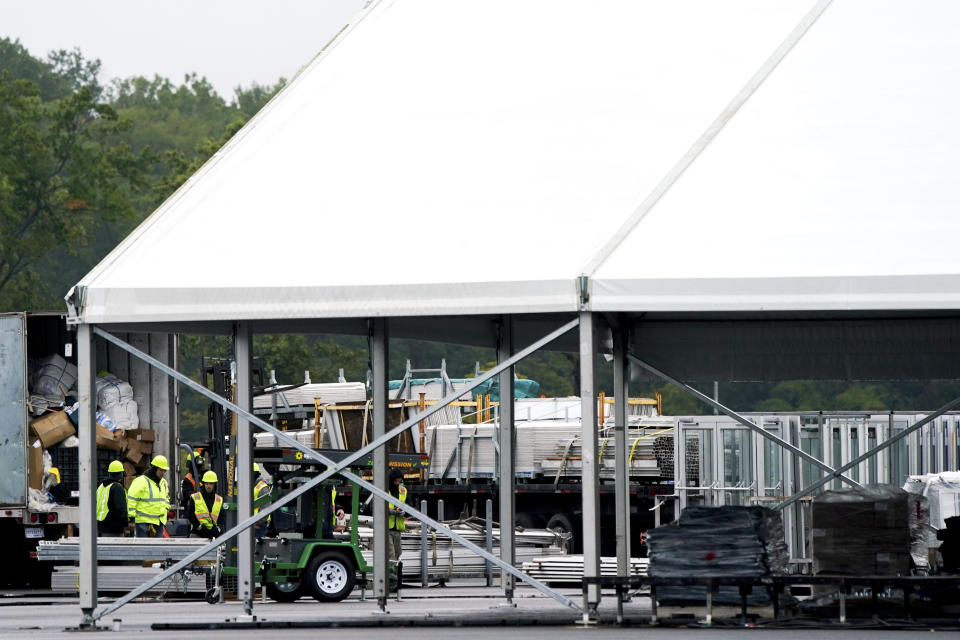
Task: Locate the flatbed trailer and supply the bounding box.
[404,477,675,555]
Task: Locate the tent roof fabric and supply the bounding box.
[72,0,960,325]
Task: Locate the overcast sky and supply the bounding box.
[1,0,369,98]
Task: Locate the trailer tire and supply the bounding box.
[265,580,303,602]
[514,512,538,530]
[546,513,576,551]
[306,551,355,602]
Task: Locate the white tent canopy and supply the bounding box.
[67,2,960,625]
[70,0,960,325]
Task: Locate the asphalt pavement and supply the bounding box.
[0,582,955,640]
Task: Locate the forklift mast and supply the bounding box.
[202,356,264,498]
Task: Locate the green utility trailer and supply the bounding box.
[222,449,428,602]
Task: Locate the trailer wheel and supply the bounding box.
[306,551,355,602]
[265,580,303,602]
[514,512,538,530]
[546,513,575,551]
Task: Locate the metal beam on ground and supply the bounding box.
[613,324,630,579]
[579,311,601,620]
[235,322,255,615]
[498,315,516,602]
[778,394,960,510]
[77,324,97,627]
[87,319,582,621]
[372,318,389,608]
[626,352,864,490]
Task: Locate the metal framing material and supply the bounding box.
[779,394,960,510]
[372,318,388,608]
[497,315,516,601]
[85,319,581,622]
[612,323,630,578]
[77,324,97,626]
[627,352,863,489]
[579,311,601,619]
[235,322,254,614]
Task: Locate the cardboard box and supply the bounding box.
[29,411,76,448]
[138,440,153,455]
[875,552,911,575]
[96,425,124,451]
[126,428,155,442]
[28,437,44,490]
[124,440,144,465]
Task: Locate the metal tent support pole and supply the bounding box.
[580,311,601,620]
[485,500,493,587]
[497,315,516,603]
[372,318,389,610]
[613,323,630,579]
[626,352,863,490]
[235,322,255,617]
[88,321,582,622]
[420,499,429,587]
[779,394,960,510]
[77,324,98,628]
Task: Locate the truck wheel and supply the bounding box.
[514,512,538,530]
[306,551,355,602]
[546,513,576,552]
[265,580,303,602]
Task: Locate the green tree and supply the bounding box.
[834,384,889,410]
[0,71,147,307]
[656,383,706,415]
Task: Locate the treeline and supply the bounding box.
[2,38,956,441]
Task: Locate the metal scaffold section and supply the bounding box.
[671,411,960,563]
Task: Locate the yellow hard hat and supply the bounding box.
[253,463,261,473]
[108,460,124,473]
[48,467,60,484]
[150,454,169,470]
[201,470,218,483]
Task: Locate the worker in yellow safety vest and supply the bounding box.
[127,455,171,538]
[387,469,407,562]
[253,462,273,539]
[253,463,271,514]
[186,470,224,538]
[180,449,205,511]
[96,460,128,536]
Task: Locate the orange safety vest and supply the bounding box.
[191,491,223,529]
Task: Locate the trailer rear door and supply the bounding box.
[0,313,27,507]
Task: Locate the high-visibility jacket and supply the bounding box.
[184,473,197,491]
[96,482,123,521]
[191,491,223,529]
[127,474,170,524]
[254,479,270,515]
[388,485,407,531]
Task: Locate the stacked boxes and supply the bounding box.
[40,423,158,501]
[811,487,920,575]
[647,506,789,606]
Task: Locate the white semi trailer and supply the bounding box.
[0,312,176,587]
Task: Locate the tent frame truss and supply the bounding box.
[77,318,583,627]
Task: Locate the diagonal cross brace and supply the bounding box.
[627,352,864,490]
[91,319,581,620]
[777,394,960,510]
